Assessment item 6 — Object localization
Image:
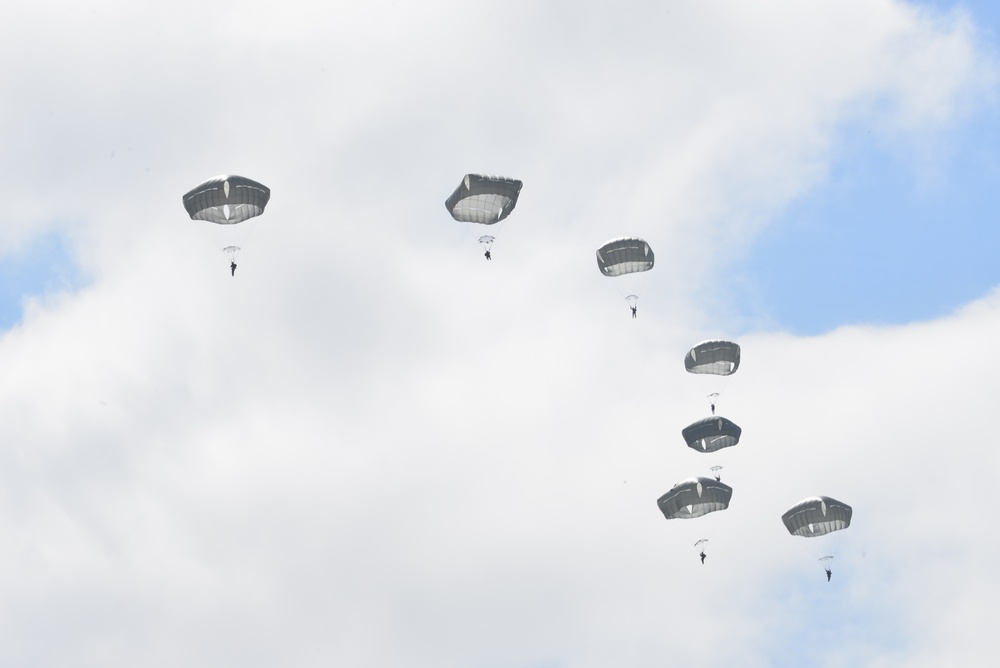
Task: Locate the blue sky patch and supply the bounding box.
[733,106,1000,335]
[917,0,1000,34]
[0,232,84,330]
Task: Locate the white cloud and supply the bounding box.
[0,1,998,666]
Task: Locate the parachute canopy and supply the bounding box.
[685,340,741,376]
[781,496,853,538]
[681,416,742,453]
[657,477,733,520]
[596,237,654,277]
[446,174,522,224]
[183,175,270,225]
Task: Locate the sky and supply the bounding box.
[1,1,999,666]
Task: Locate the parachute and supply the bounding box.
[781,496,853,538]
[446,174,522,225]
[182,174,270,265]
[596,237,654,313]
[595,237,654,277]
[657,477,732,520]
[478,235,495,251]
[685,340,741,376]
[681,416,742,453]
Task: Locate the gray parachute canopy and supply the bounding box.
[183,175,270,225]
[445,174,522,225]
[681,416,742,453]
[781,496,853,537]
[685,340,741,376]
[596,237,654,277]
[657,477,733,520]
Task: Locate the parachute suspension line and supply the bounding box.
[708,374,734,408]
[692,517,726,561]
[476,218,507,253]
[824,531,846,564]
[711,417,741,476]
[232,212,264,260]
[191,214,259,268]
[708,445,738,482]
[610,281,642,316]
[193,222,227,262]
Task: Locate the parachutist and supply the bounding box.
[182,175,269,273]
[484,249,491,261]
[710,403,716,415]
[825,567,832,582]
[630,305,637,318]
[700,551,707,565]
[714,474,721,482]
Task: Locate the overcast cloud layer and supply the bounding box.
[1,1,999,666]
